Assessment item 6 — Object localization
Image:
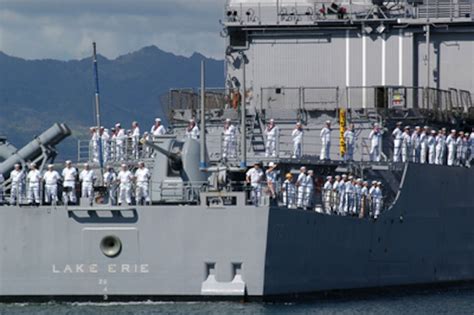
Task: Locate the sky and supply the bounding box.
[0,0,225,60]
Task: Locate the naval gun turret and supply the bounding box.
[142,136,209,203]
[0,123,71,177]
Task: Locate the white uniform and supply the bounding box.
[435,134,446,165]
[392,127,403,162]
[368,185,376,216]
[131,126,140,159]
[186,125,200,140]
[368,129,382,162]
[265,125,279,157]
[115,129,126,160]
[401,132,411,163]
[411,133,421,163]
[104,171,117,205]
[353,184,362,215]
[292,128,303,159]
[117,170,133,205]
[27,169,42,204]
[43,170,61,204]
[303,175,314,209]
[223,124,237,158]
[246,167,263,206]
[135,167,151,204]
[332,180,340,214]
[62,167,77,204]
[427,135,436,164]
[420,133,428,164]
[344,130,355,161]
[79,169,96,198]
[323,180,333,213]
[151,124,166,136]
[338,180,346,214]
[282,179,296,208]
[101,132,110,163]
[9,169,25,204]
[446,135,456,166]
[371,187,383,218]
[344,181,354,214]
[320,127,331,160]
[360,186,369,217]
[296,172,306,208]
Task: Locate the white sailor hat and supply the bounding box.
[327,176,333,179]
[115,123,121,128]
[189,119,195,123]
[325,120,331,124]
[335,175,341,179]
[65,160,72,164]
[307,170,314,175]
[363,181,368,185]
[348,175,353,180]
[296,122,302,126]
[121,163,127,168]
[396,121,402,125]
[377,181,383,185]
[268,162,277,168]
[431,130,436,134]
[14,163,20,167]
[415,126,421,129]
[357,178,362,183]
[269,119,275,123]
[404,126,410,130]
[371,180,377,185]
[155,118,161,122]
[451,129,456,133]
[424,126,429,129]
[30,162,37,167]
[84,163,89,167]
[47,164,54,168]
[225,118,231,123]
[341,174,347,178]
[300,166,306,171]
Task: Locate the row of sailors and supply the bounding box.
[0,161,151,206]
[245,162,383,218]
[89,118,202,162]
[391,124,474,166]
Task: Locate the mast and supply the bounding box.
[240,52,247,169]
[93,42,101,129]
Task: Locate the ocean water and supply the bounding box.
[1,287,474,315]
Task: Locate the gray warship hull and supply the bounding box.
[0,163,472,301]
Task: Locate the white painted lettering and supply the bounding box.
[75,264,84,273]
[64,264,73,273]
[108,264,117,273]
[121,264,130,273]
[89,264,98,273]
[52,264,60,273]
[141,264,149,273]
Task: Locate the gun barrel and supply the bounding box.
[141,140,180,162]
[0,123,71,177]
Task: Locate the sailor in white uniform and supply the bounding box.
[446,129,457,166]
[455,131,465,166]
[79,163,96,199]
[26,163,42,205]
[185,119,200,140]
[90,127,99,163]
[470,130,474,164]
[303,170,315,209]
[62,160,77,205]
[292,122,304,159]
[264,119,279,157]
[246,162,264,206]
[344,124,356,161]
[420,126,429,164]
[117,164,133,206]
[411,126,421,163]
[151,118,167,137]
[104,166,117,205]
[9,164,25,205]
[353,178,363,216]
[43,164,61,205]
[392,122,403,162]
[135,161,151,205]
[323,176,333,214]
[131,121,141,159]
[296,166,307,208]
[320,121,331,160]
[401,126,412,163]
[282,173,296,209]
[222,119,237,159]
[368,181,377,217]
[435,128,446,165]
[114,123,126,160]
[332,175,341,214]
[343,176,355,215]
[427,130,437,165]
[372,182,383,219]
[368,124,382,162]
[360,181,369,218]
[338,175,347,215]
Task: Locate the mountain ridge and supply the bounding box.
[0,45,225,160]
